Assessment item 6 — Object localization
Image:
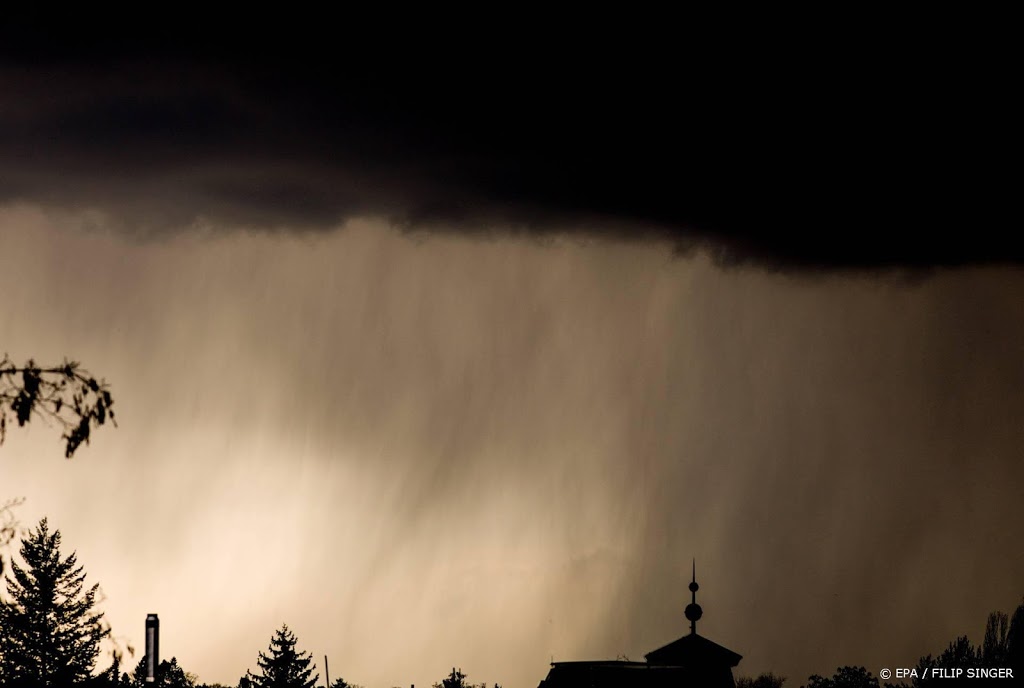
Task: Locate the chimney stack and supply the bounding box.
[145,614,159,683]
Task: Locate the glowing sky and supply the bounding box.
[1,206,1022,686]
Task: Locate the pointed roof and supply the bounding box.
[645,632,742,667]
[536,562,742,688]
[645,561,742,668]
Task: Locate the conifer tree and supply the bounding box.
[130,656,196,687]
[0,517,109,685]
[245,624,318,688]
[433,668,469,688]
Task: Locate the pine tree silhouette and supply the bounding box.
[245,624,319,688]
[433,668,470,688]
[0,517,110,685]
[130,655,196,687]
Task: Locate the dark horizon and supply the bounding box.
[1,510,1021,686]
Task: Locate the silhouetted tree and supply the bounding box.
[908,599,1024,686]
[433,668,468,688]
[0,517,110,684]
[802,666,878,688]
[912,635,983,685]
[0,357,116,576]
[940,636,980,667]
[330,680,351,688]
[245,624,318,688]
[734,599,1024,688]
[92,651,132,687]
[429,668,500,688]
[981,611,1010,664]
[1007,600,1024,672]
[738,673,786,688]
[130,656,197,687]
[0,356,116,459]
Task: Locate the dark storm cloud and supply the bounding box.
[0,23,1016,269]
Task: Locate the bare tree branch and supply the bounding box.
[0,355,116,458]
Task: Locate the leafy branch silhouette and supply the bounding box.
[0,355,116,458]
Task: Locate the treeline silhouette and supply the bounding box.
[0,358,504,687]
[0,355,1019,688]
[737,598,1024,687]
[0,519,505,687]
[1,515,1021,687]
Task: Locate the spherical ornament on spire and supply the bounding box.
[689,580,699,593]
[685,602,703,622]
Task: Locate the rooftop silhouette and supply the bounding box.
[538,562,742,688]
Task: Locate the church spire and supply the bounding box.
[684,558,703,635]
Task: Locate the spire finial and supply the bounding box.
[684,558,703,635]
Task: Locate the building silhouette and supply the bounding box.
[537,563,741,688]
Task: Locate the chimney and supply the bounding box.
[145,614,159,683]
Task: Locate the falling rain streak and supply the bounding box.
[1,207,1022,686]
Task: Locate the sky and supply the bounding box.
[0,24,1021,687]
